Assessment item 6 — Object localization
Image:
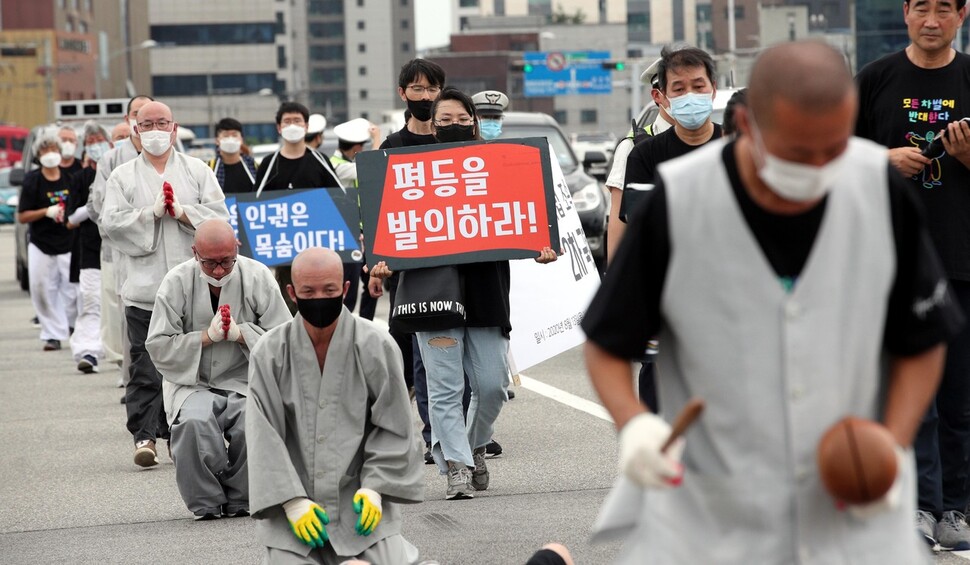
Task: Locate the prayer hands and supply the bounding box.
[618,412,685,489]
[283,497,330,549]
[162,182,183,219]
[206,306,232,342]
[353,488,383,536]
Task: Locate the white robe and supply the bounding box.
[246,309,424,558]
[146,256,292,425]
[101,151,228,310]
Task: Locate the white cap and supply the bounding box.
[333,118,372,144]
[307,113,327,135]
[639,58,662,86]
[471,90,509,116]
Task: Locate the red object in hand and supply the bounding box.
[220,305,231,335]
[817,417,898,504]
[162,182,175,217]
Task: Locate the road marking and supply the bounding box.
[518,373,613,423]
[953,550,970,560]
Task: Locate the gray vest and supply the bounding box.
[617,138,925,564]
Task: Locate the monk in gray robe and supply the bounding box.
[147,220,291,520]
[247,247,424,565]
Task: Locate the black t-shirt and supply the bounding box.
[583,140,963,359]
[17,169,73,255]
[223,161,254,194]
[856,50,970,280]
[66,167,100,272]
[255,149,341,191]
[60,160,83,176]
[381,125,437,149]
[620,124,723,221]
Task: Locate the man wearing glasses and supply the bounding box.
[146,220,291,520]
[102,101,229,468]
[381,59,445,149]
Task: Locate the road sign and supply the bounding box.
[522,51,613,97]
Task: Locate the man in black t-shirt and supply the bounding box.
[255,101,343,314]
[583,40,963,562]
[621,45,722,413]
[856,0,970,549]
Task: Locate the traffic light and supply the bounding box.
[510,61,534,73]
[601,61,626,71]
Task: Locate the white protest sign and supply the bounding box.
[508,150,601,373]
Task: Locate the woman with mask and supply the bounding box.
[65,121,113,373]
[372,88,557,500]
[17,127,78,351]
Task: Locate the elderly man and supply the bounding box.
[102,100,228,468]
[583,41,963,563]
[146,220,290,520]
[247,247,424,565]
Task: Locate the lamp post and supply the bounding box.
[95,38,157,98]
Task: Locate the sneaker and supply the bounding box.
[508,389,516,400]
[134,439,159,468]
[221,504,249,518]
[485,439,503,457]
[43,339,61,351]
[917,510,938,547]
[77,355,99,374]
[937,510,970,550]
[31,316,40,328]
[445,461,474,500]
[194,511,221,521]
[424,443,434,465]
[471,447,490,491]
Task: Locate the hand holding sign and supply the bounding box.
[535,246,558,264]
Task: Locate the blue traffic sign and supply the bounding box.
[522,51,613,97]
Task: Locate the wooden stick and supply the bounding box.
[661,398,705,453]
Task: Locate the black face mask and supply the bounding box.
[435,124,476,144]
[296,296,343,328]
[406,99,434,122]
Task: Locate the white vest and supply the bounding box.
[616,138,926,564]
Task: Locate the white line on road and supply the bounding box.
[518,373,613,424]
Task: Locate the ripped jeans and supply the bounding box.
[416,326,509,474]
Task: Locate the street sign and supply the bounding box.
[522,51,613,97]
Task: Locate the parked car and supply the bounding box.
[0,125,29,169]
[496,111,609,270]
[0,167,16,224]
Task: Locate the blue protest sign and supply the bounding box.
[233,187,362,267]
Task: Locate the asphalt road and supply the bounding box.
[0,223,968,564]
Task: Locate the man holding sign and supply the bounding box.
[368,88,558,500]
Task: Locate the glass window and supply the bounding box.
[309,22,344,38]
[357,0,364,5]
[357,21,365,30]
[401,19,409,29]
[308,0,343,14]
[277,46,287,69]
[580,109,597,124]
[553,110,567,125]
[275,12,285,34]
[78,20,88,33]
[152,73,277,96]
[459,0,479,6]
[359,66,367,76]
[311,67,346,85]
[150,23,276,45]
[360,89,368,100]
[358,43,366,53]
[310,44,345,60]
[401,41,410,52]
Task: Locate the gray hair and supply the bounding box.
[82,120,109,143]
[32,125,63,155]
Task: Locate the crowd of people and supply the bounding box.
[14,0,970,560]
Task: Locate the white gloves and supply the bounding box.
[225,316,241,342]
[45,205,63,221]
[153,191,168,218]
[169,192,184,219]
[844,445,905,520]
[207,307,241,342]
[618,412,685,489]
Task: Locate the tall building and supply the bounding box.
[147,0,415,142]
[855,0,907,70]
[455,0,627,29]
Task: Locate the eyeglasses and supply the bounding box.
[435,118,475,127]
[137,119,173,131]
[198,257,237,270]
[407,85,441,95]
[280,118,306,126]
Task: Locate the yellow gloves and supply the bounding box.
[353,488,383,536]
[282,497,330,548]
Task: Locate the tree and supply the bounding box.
[551,3,586,24]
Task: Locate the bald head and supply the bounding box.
[137,100,173,122]
[292,248,344,286]
[111,121,130,142]
[196,220,236,248]
[748,41,855,128]
[193,221,238,278]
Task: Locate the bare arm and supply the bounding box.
[606,187,625,265]
[887,147,931,177]
[584,340,645,431]
[883,344,946,447]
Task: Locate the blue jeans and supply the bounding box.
[417,326,509,473]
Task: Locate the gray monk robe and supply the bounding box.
[247,308,424,558]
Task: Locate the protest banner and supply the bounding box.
[232,188,362,267]
[508,148,601,373]
[356,138,559,270]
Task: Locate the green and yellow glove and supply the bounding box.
[282,497,330,548]
[353,488,382,536]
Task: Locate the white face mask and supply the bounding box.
[85,141,111,162]
[219,137,242,154]
[129,118,140,138]
[39,152,62,169]
[140,130,172,156]
[281,124,306,143]
[60,141,77,159]
[751,122,845,203]
[200,264,238,287]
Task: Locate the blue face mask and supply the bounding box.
[479,119,503,140]
[86,141,111,162]
[666,92,714,130]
